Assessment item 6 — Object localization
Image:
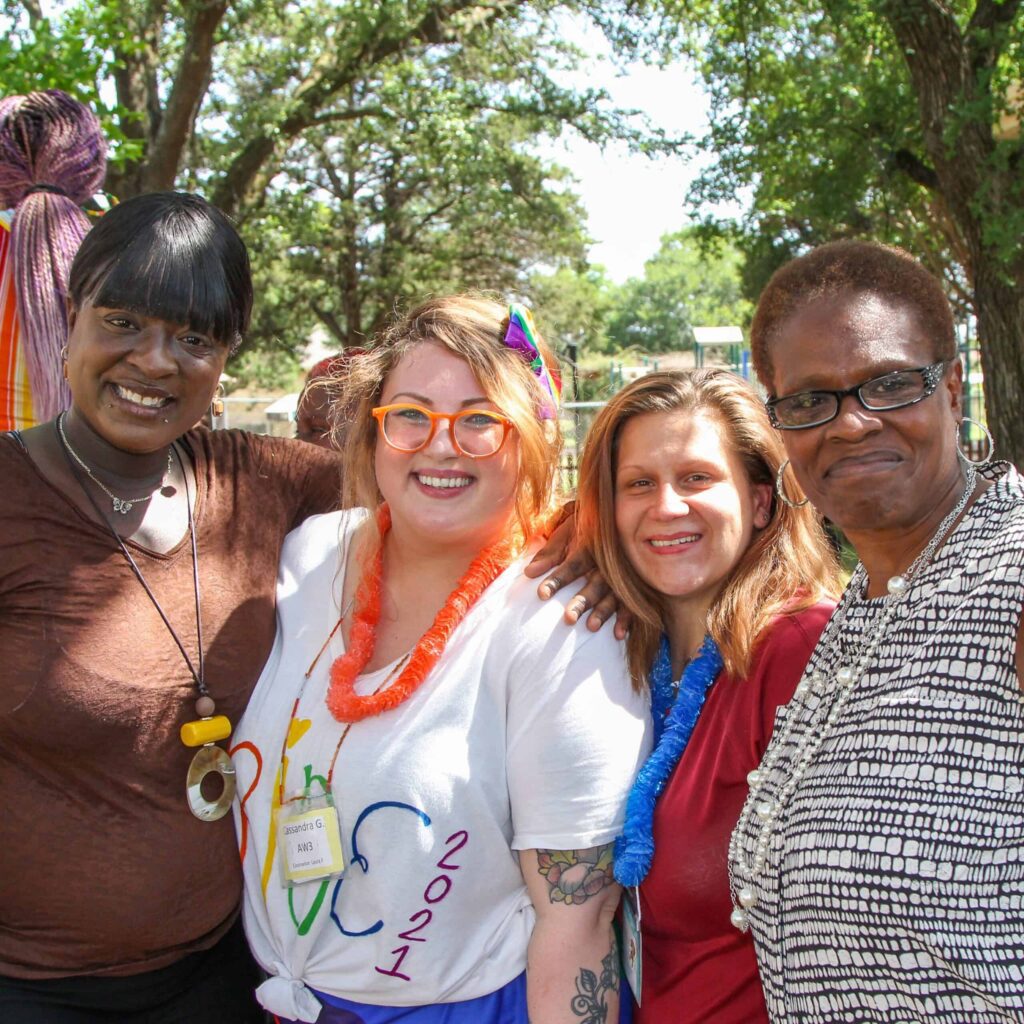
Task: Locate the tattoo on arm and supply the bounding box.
[570,946,620,1023]
[535,843,615,905]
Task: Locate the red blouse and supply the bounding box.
[634,604,834,1024]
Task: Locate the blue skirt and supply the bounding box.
[274,972,527,1024]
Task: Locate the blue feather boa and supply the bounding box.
[613,634,723,887]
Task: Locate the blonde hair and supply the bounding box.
[576,369,841,689]
[337,295,562,544]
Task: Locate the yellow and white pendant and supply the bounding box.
[180,714,237,822]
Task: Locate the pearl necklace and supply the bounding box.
[726,466,978,931]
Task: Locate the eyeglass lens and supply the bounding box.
[773,367,934,428]
[381,407,505,456]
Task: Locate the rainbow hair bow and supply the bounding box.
[503,304,562,419]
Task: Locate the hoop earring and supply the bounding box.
[775,459,808,509]
[956,418,994,467]
[210,382,226,419]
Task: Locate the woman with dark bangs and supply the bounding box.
[0,191,343,1021]
[574,369,841,1022]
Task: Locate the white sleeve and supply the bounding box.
[503,586,652,851]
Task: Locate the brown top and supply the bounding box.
[0,427,341,979]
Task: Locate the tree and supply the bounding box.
[232,67,592,353]
[187,10,607,353]
[2,0,675,373]
[529,265,616,351]
[676,0,1024,462]
[2,1,669,211]
[605,228,752,352]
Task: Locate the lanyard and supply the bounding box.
[274,599,407,808]
[57,417,207,697]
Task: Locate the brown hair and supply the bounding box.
[337,295,562,543]
[750,240,956,391]
[576,369,841,688]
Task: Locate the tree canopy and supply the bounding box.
[604,228,751,352]
[4,0,1022,463]
[677,0,1024,459]
[1,0,676,370]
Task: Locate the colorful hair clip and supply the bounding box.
[503,304,562,418]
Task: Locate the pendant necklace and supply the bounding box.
[57,413,172,514]
[56,415,236,821]
[274,619,406,812]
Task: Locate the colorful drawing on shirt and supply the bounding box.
[229,739,262,861]
[372,829,470,984]
[330,801,433,937]
[260,760,284,896]
[232,718,318,898]
[287,716,313,747]
[290,876,331,937]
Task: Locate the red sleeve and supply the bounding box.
[750,602,835,753]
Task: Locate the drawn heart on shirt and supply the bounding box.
[287,718,312,748]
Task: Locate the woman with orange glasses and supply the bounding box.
[233,296,649,1023]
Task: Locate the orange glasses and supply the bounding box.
[371,404,514,458]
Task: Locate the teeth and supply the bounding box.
[417,474,472,489]
[650,536,698,548]
[114,384,170,408]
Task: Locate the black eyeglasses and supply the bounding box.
[765,361,948,430]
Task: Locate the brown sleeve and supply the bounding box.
[192,425,348,532]
[220,430,344,529]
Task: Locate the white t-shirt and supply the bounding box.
[235,509,650,1015]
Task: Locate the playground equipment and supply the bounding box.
[693,326,748,376]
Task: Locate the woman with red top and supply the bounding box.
[576,368,841,1022]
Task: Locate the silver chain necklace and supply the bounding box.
[57,413,173,515]
[726,465,978,931]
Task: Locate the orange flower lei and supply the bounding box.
[327,505,518,723]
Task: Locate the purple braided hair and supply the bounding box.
[0,89,106,421]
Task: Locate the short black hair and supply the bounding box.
[68,191,252,348]
[750,240,956,391]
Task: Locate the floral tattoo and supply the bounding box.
[535,843,615,905]
[570,948,620,1023]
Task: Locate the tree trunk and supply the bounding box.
[106,0,167,198]
[139,0,229,193]
[973,266,1024,465]
[879,0,1024,465]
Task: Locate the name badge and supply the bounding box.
[277,792,346,886]
[621,885,643,1005]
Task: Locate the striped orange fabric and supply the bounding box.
[0,210,36,430]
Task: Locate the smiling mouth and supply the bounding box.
[649,536,699,549]
[826,453,901,478]
[414,473,473,490]
[112,383,172,409]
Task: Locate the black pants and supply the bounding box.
[0,917,264,1023]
